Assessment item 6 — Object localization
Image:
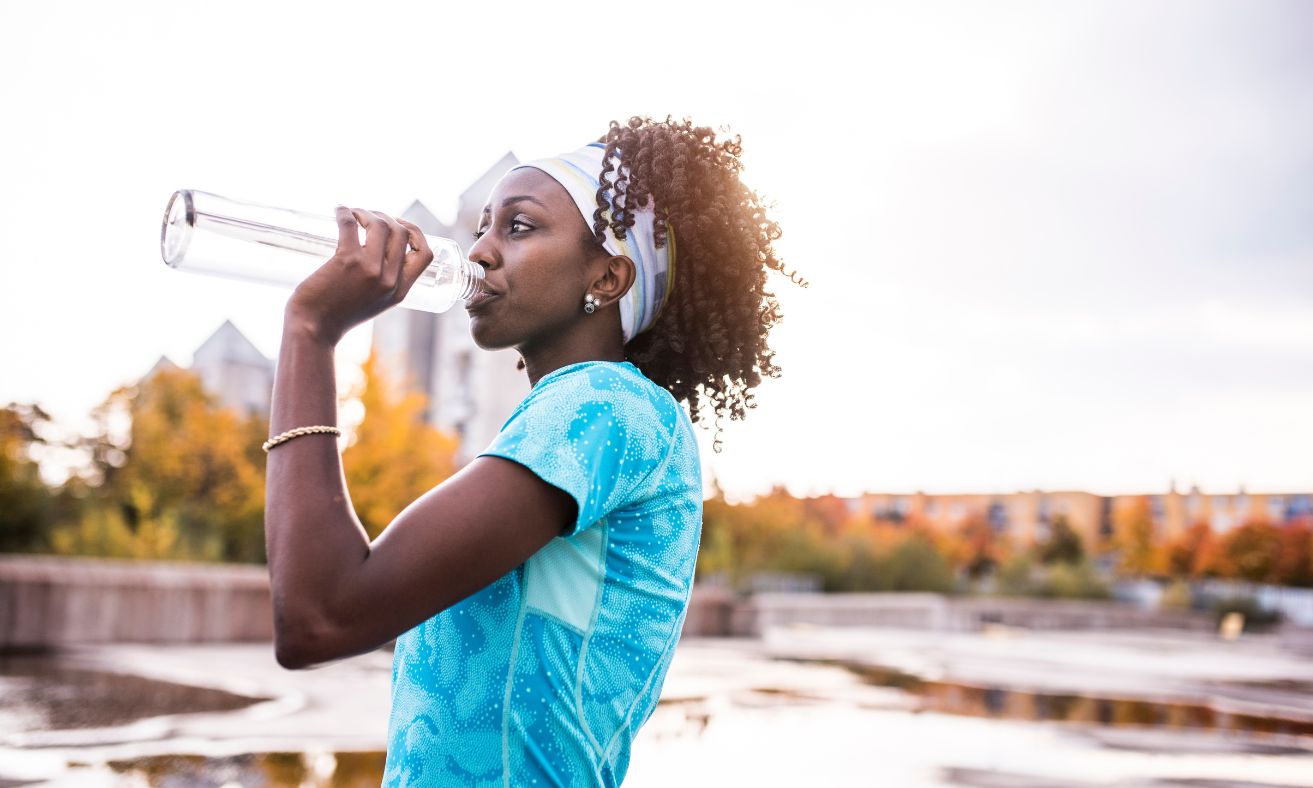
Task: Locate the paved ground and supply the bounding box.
[2,629,1312,786]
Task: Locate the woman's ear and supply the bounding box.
[591,255,636,307]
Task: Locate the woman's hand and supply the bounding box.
[285,207,434,346]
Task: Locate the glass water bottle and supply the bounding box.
[160,189,485,313]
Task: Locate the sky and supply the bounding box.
[1,0,1310,503]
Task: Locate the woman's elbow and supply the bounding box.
[272,608,337,670]
[274,635,310,670]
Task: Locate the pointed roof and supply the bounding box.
[191,320,272,369]
[401,200,450,237]
[457,152,521,214]
[144,355,181,380]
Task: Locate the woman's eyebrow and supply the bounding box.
[500,195,547,209]
[481,195,548,219]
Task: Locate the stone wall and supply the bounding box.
[687,589,1219,637]
[0,554,273,650]
[3,554,1225,650]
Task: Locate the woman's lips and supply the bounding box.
[465,291,500,313]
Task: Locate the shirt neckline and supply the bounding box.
[532,359,638,390]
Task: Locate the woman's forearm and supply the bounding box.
[264,309,370,664]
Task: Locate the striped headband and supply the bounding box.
[513,142,676,344]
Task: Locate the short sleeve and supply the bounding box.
[476,365,676,537]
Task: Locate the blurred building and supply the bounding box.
[146,320,274,420]
[850,486,1313,549]
[1149,483,1313,539]
[372,152,529,463]
[853,490,1110,549]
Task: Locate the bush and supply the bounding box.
[995,554,1037,597]
[1160,578,1193,610]
[885,535,956,593]
[1042,559,1111,600]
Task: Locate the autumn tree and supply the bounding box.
[0,402,56,552]
[340,347,460,539]
[945,510,1006,582]
[1164,520,1219,579]
[697,487,960,594]
[1275,522,1313,587]
[55,366,268,562]
[1112,496,1162,577]
[696,486,828,589]
[1221,519,1283,585]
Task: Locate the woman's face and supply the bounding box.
[464,167,605,352]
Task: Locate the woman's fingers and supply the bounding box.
[396,219,434,295]
[372,211,410,290]
[350,208,391,269]
[334,206,362,253]
[335,208,429,304]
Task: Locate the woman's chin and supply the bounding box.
[467,319,510,352]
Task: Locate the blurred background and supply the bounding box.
[2,0,1311,785]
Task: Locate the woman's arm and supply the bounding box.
[264,208,574,670]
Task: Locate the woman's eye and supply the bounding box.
[472,219,532,241]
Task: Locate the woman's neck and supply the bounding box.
[521,344,626,388]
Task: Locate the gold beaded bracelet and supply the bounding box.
[262,425,342,453]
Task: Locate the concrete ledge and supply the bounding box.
[0,554,273,649]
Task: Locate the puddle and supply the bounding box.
[5,648,1312,786]
[0,652,270,733]
[833,660,1313,740]
[57,750,388,787]
[942,765,1301,788]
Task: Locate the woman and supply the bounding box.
[263,115,803,786]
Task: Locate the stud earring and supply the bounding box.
[583,293,598,314]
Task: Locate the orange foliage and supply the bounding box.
[1275,522,1313,587]
[1164,520,1220,579]
[1112,496,1165,577]
[1221,518,1283,584]
[942,510,1008,580]
[341,347,460,539]
[55,366,268,562]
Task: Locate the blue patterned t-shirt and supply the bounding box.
[383,360,704,786]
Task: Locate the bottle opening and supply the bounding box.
[161,190,195,267]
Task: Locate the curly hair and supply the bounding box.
[592,115,807,452]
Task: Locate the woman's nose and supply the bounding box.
[467,234,496,270]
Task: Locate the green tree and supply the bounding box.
[1035,513,1084,566]
[0,402,56,552]
[884,533,956,592]
[996,554,1037,597]
[1042,558,1111,599]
